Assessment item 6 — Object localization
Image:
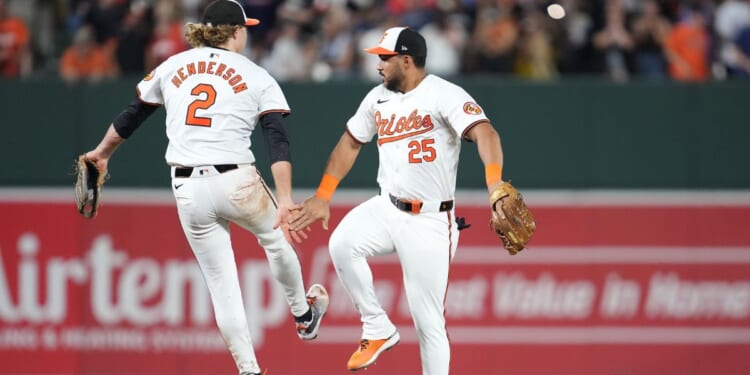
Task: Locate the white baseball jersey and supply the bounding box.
[346,74,489,201]
[137,46,290,166]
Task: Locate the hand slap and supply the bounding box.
[288,196,331,232]
[274,205,310,244]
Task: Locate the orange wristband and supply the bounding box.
[485,163,502,187]
[315,173,340,201]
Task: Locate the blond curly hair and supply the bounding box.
[184,23,239,48]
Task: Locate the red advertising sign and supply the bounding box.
[1,189,749,375]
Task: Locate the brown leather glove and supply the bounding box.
[74,154,107,218]
[489,182,536,255]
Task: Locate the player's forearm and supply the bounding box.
[469,122,505,190]
[270,161,293,206]
[468,122,503,168]
[315,132,361,202]
[477,132,503,167]
[93,124,126,158]
[324,133,362,180]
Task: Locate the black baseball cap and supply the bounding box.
[203,0,260,27]
[364,27,426,57]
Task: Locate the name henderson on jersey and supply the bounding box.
[169,59,248,94]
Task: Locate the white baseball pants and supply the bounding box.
[329,194,459,375]
[171,164,309,374]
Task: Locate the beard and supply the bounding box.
[384,69,404,92]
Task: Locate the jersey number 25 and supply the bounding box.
[408,139,436,163]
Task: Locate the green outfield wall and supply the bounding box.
[1,78,748,188]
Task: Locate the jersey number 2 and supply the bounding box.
[185,84,217,127]
[408,139,436,163]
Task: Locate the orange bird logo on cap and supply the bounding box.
[378,31,389,45]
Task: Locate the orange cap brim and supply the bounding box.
[246,18,260,26]
[364,46,397,55]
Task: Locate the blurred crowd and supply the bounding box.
[2,0,750,84]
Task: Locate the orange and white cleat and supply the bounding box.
[347,331,400,371]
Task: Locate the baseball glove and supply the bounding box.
[74,155,107,218]
[489,181,536,255]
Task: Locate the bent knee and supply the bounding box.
[256,230,286,250]
[328,229,347,256]
[329,228,362,264]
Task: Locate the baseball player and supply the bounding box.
[81,1,328,374]
[288,27,505,375]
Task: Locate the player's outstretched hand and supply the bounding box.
[274,204,309,244]
[288,196,330,232]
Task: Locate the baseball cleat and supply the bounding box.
[296,283,329,340]
[347,331,400,371]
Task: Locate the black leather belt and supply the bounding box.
[388,194,453,214]
[174,164,238,178]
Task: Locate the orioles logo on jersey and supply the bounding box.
[143,70,155,81]
[375,109,434,145]
[463,102,483,115]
